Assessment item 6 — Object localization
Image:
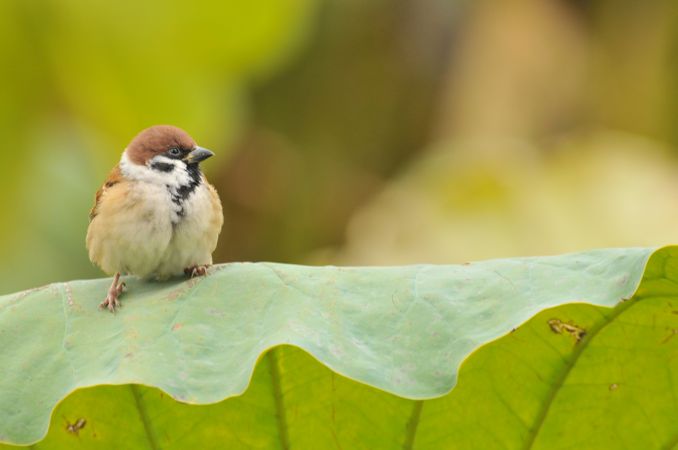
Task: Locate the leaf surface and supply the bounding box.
[1,247,676,448]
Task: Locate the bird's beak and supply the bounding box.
[184,146,214,165]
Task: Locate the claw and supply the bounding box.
[99,273,125,313]
[184,265,209,278]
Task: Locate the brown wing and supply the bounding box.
[89,165,123,221]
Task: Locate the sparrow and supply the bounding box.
[86,125,224,312]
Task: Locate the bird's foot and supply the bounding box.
[184,265,210,278]
[99,273,126,313]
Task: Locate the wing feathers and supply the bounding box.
[89,165,123,221]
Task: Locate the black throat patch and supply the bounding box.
[168,164,202,220]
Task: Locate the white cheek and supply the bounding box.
[151,155,177,166]
[120,152,191,188]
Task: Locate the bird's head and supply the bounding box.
[121,125,214,187]
[125,125,213,170]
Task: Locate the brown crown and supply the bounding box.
[126,125,197,165]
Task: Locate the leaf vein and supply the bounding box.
[523,298,640,449]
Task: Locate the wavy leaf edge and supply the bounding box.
[0,246,665,446]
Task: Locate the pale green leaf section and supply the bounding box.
[1,247,671,447]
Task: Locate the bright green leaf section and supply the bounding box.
[2,247,676,448]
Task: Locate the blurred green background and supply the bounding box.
[2,0,678,294]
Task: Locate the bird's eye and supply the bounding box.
[167,148,182,157]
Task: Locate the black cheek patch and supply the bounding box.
[151,161,175,172]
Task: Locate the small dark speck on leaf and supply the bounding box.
[65,418,87,436]
[172,323,183,331]
[548,319,586,343]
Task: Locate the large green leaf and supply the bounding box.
[1,247,676,448]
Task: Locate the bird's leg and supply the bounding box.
[184,265,210,278]
[99,272,126,313]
